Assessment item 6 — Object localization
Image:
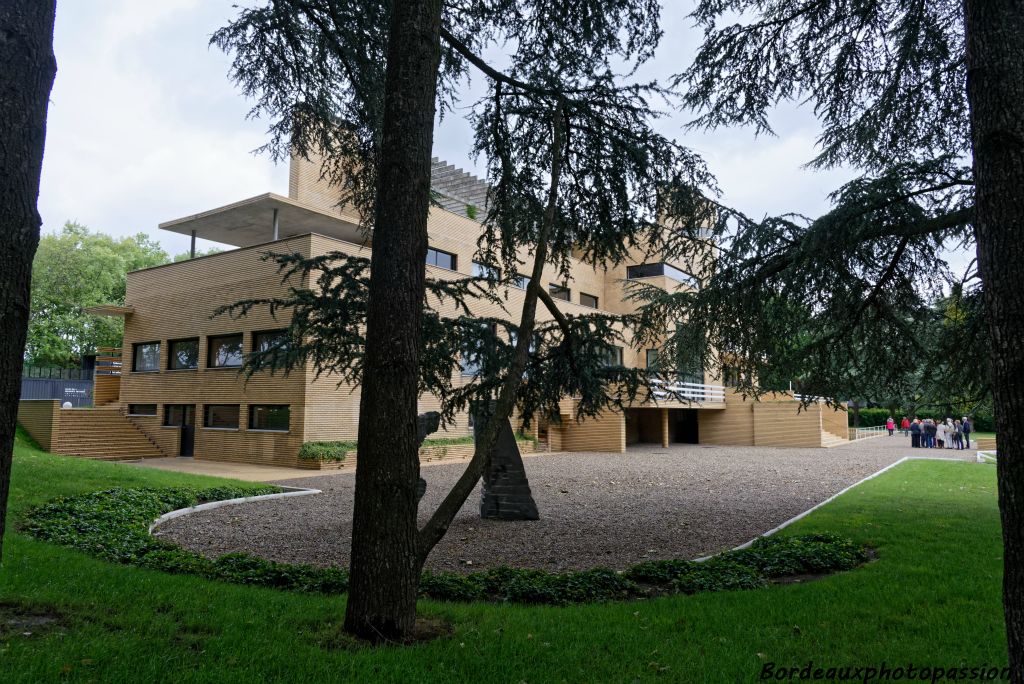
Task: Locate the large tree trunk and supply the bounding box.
[343,0,444,642]
[964,0,1024,678]
[0,0,57,564]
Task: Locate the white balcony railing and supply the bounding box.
[649,378,726,404]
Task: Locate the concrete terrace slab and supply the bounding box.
[122,457,347,483]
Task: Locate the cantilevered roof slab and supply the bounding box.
[159,193,367,248]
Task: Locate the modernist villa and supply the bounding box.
[17,152,848,467]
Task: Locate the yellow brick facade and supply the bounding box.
[103,153,844,465]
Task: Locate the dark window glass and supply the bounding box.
[168,338,199,370]
[249,405,290,431]
[426,247,457,271]
[548,283,571,301]
[208,334,243,368]
[580,292,599,308]
[626,262,698,286]
[513,274,530,290]
[603,346,624,367]
[165,405,185,426]
[204,404,239,429]
[472,261,501,280]
[132,342,160,372]
[646,349,660,370]
[128,404,157,416]
[253,329,288,354]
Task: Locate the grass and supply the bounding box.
[0,427,1009,682]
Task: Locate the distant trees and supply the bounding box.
[26,223,169,367]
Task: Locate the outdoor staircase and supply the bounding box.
[54,406,165,461]
[821,430,848,448]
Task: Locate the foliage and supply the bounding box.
[1,441,1007,679]
[618,2,984,413]
[851,407,994,432]
[297,434,537,461]
[26,222,169,366]
[298,441,355,462]
[21,483,866,606]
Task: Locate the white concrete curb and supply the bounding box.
[694,454,975,561]
[149,485,322,535]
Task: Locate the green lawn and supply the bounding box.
[0,429,1008,682]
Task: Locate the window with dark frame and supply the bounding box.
[471,261,501,280]
[580,292,599,308]
[164,405,185,426]
[204,404,240,429]
[168,338,199,370]
[426,247,457,271]
[548,283,571,301]
[626,262,698,286]
[513,273,530,290]
[128,404,157,416]
[646,348,660,370]
[603,345,624,367]
[132,342,160,372]
[208,334,243,368]
[249,405,290,432]
[253,329,288,354]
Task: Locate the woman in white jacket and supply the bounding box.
[936,420,947,449]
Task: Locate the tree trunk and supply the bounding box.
[343,0,443,642]
[964,0,1024,678]
[0,0,57,565]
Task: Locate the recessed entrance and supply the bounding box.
[165,404,196,456]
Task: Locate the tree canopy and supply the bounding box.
[26,223,169,367]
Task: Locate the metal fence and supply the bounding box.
[22,365,94,381]
[20,377,93,407]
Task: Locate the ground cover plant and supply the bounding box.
[0,429,1008,681]
[20,468,867,605]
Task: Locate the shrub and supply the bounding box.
[22,486,869,606]
[299,441,355,461]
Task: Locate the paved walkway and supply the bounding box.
[156,435,977,573]
[123,457,345,482]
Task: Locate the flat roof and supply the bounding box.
[84,305,134,317]
[158,193,367,248]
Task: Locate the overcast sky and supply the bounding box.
[42,1,861,258]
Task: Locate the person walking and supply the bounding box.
[886,416,895,436]
[900,416,910,435]
[910,418,922,448]
[962,416,972,449]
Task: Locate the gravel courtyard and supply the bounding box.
[156,437,971,573]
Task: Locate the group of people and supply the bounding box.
[884,416,973,449]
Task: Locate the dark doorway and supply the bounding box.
[670,409,699,444]
[165,404,196,456]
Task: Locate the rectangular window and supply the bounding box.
[472,261,501,280]
[426,247,457,271]
[646,349,660,370]
[626,262,697,286]
[168,338,199,370]
[132,342,160,372]
[253,329,288,354]
[513,273,530,290]
[208,334,243,368]
[128,404,157,416]
[204,404,240,429]
[548,283,571,301]
[165,405,185,426]
[249,405,290,432]
[580,292,599,309]
[603,345,624,367]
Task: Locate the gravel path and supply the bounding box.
[156,437,972,573]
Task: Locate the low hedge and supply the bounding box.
[22,487,869,606]
[299,434,538,461]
